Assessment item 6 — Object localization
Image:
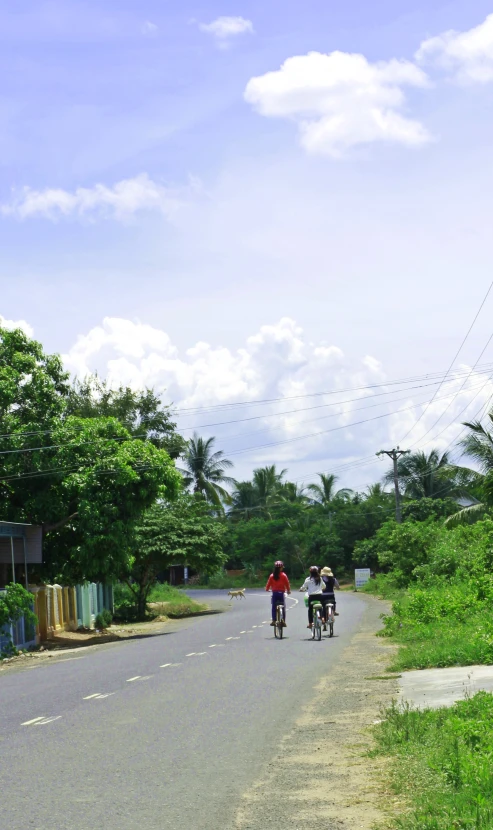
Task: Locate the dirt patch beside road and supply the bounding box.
[234,596,400,830]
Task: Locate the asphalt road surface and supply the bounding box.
[0,589,367,830]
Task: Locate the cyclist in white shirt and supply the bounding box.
[299,566,324,629]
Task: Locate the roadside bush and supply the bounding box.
[113,583,140,622]
[0,583,37,657]
[95,609,112,630]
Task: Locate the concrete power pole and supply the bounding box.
[376,447,410,523]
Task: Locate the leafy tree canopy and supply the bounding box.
[0,326,182,583]
[126,494,227,616]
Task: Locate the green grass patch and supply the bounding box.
[373,692,493,829]
[147,583,207,618]
[387,614,493,672]
[191,571,266,589]
[113,582,207,621]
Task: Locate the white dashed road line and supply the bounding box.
[160,662,182,668]
[22,715,62,727]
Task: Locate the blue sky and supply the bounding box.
[2,0,493,486]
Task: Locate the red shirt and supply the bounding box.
[266,573,291,593]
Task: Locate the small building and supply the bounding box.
[0,521,43,589]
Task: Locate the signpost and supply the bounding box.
[354,568,371,589]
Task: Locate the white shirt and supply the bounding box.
[300,576,324,595]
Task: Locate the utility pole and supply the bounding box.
[376,447,410,523]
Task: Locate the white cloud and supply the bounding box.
[0,315,34,337]
[244,50,431,156]
[141,20,158,37]
[199,15,253,46]
[1,173,189,222]
[416,13,493,83]
[60,315,493,486]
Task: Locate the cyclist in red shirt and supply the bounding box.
[265,560,291,627]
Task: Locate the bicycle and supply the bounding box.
[325,600,335,638]
[274,600,284,639]
[311,600,323,641]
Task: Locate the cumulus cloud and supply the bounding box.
[1,173,189,222]
[416,13,493,83]
[60,316,493,485]
[244,50,431,156]
[0,315,34,337]
[199,16,253,46]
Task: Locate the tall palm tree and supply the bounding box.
[279,481,309,504]
[307,473,353,506]
[181,433,234,509]
[230,481,260,520]
[252,465,287,517]
[382,449,457,500]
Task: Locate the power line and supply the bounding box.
[398,279,493,443]
[173,364,493,415]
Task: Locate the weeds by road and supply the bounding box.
[372,692,493,829]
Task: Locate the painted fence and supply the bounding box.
[0,582,114,651]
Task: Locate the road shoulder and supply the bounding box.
[234,595,399,830]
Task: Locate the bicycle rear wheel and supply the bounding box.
[275,606,283,639]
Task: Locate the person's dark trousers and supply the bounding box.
[308,594,324,624]
[271,591,285,621]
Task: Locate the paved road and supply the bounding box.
[0,589,367,830]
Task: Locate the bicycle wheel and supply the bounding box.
[316,613,322,641]
[329,622,334,637]
[276,606,283,639]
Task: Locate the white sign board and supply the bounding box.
[355,568,371,588]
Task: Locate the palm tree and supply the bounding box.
[307,473,353,507]
[181,433,234,509]
[230,481,260,520]
[364,483,389,500]
[252,465,287,517]
[382,449,458,500]
[444,420,490,525]
[459,419,493,473]
[279,481,309,504]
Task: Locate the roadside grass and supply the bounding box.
[372,576,493,671]
[372,692,493,829]
[113,583,207,621]
[191,572,266,589]
[147,583,207,618]
[388,614,493,672]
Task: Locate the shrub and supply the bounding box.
[95,609,112,630]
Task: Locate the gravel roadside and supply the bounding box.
[234,595,399,830]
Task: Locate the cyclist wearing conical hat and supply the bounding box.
[321,566,340,616]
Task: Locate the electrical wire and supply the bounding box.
[397,279,493,443]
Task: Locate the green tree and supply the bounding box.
[0,583,37,655]
[126,495,227,617]
[251,465,287,517]
[230,481,260,521]
[181,434,234,509]
[307,473,353,506]
[0,326,181,582]
[66,376,185,458]
[383,449,460,500]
